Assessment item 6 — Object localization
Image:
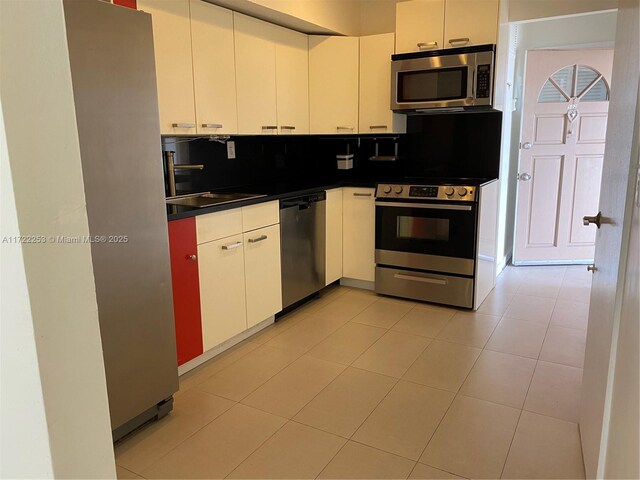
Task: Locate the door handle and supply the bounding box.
[587,264,597,273]
[521,142,532,150]
[518,173,532,181]
[186,254,197,261]
[583,212,602,228]
[394,273,447,285]
[417,41,438,50]
[221,241,243,250]
[448,37,470,46]
[248,235,267,243]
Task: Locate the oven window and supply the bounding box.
[397,216,450,242]
[398,67,467,102]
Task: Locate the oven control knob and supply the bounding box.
[457,187,468,197]
[394,186,404,194]
[445,187,455,196]
[383,185,392,194]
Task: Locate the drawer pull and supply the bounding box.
[417,41,438,50]
[248,235,268,243]
[369,125,388,130]
[262,125,278,130]
[448,37,470,46]
[337,126,354,131]
[280,125,295,131]
[201,123,223,129]
[221,241,243,250]
[353,192,372,197]
[394,273,447,285]
[172,123,196,128]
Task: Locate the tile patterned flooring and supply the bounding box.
[115,265,591,479]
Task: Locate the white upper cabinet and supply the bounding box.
[359,33,406,134]
[443,0,499,48]
[138,0,196,135]
[395,0,445,54]
[273,26,309,135]
[309,36,359,135]
[395,0,498,53]
[234,13,278,135]
[190,0,238,135]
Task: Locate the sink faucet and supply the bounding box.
[164,150,204,197]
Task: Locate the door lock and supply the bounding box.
[583,211,602,228]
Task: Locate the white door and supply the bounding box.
[514,49,613,264]
[580,1,639,475]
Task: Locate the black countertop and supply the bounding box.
[166,179,377,221]
[166,177,498,221]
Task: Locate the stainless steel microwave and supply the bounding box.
[391,44,495,112]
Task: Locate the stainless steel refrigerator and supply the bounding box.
[63,0,178,441]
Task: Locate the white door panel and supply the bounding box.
[514,49,613,264]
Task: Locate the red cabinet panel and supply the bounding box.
[168,217,203,366]
[114,0,137,9]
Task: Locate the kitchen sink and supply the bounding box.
[166,192,266,208]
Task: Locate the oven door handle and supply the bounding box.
[375,201,473,211]
[393,273,448,285]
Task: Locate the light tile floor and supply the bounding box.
[115,265,592,479]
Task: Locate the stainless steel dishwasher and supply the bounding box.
[280,191,327,309]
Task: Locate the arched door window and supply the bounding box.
[537,64,610,134]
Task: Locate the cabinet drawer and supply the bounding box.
[242,200,279,232]
[196,208,243,244]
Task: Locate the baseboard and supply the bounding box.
[177,316,274,376]
[340,277,375,290]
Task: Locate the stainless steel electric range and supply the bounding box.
[374,179,498,309]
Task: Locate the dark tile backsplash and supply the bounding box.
[160,111,502,197]
[161,134,405,196]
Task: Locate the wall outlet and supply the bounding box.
[226,141,236,159]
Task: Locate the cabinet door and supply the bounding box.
[234,13,277,135]
[359,33,406,134]
[325,188,343,285]
[137,0,196,135]
[274,26,309,135]
[168,218,203,366]
[244,224,282,328]
[395,0,444,54]
[309,36,359,134]
[198,234,247,351]
[190,0,238,135]
[342,188,375,282]
[444,0,499,48]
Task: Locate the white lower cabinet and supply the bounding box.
[325,188,343,285]
[342,187,376,282]
[195,203,282,353]
[198,234,247,351]
[244,224,282,328]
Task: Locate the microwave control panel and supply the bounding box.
[476,65,491,99]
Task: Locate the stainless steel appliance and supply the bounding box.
[391,44,495,112]
[280,192,326,309]
[63,0,178,441]
[375,182,481,308]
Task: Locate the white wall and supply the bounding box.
[509,0,617,22]
[0,98,54,478]
[0,0,115,477]
[496,11,617,267]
